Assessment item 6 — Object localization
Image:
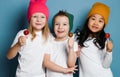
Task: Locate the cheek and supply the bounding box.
[54,26,57,32]
[88,20,92,26]
[99,26,104,31]
[88,22,92,29]
[43,19,47,23]
[65,27,70,34]
[99,24,104,30]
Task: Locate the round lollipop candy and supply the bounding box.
[23,30,29,35]
[105,33,110,41]
[105,33,110,39]
[69,32,73,37]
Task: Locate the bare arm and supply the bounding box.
[6,36,26,60]
[6,42,21,60]
[67,38,77,67]
[67,48,77,67]
[43,54,76,74]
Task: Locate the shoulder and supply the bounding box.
[72,34,78,41]
[15,29,27,38]
[48,33,55,41]
[17,29,27,36]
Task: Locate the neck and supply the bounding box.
[55,36,68,41]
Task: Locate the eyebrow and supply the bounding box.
[91,15,104,20]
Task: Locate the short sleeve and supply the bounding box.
[73,34,78,52]
[11,30,25,47]
[44,41,53,54]
[74,41,78,52]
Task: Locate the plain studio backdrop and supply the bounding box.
[0,0,120,77]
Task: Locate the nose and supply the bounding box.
[94,20,98,25]
[37,17,41,22]
[58,24,62,29]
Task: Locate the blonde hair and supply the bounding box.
[28,22,50,42]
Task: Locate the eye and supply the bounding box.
[41,16,45,18]
[99,19,104,23]
[63,23,67,26]
[91,17,95,20]
[55,23,59,26]
[32,15,37,18]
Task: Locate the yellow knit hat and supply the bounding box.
[87,2,110,25]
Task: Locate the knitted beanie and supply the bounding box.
[52,11,74,31]
[87,2,110,25]
[27,0,49,21]
[66,12,74,31]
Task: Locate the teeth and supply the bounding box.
[36,23,41,25]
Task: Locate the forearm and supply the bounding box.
[43,54,67,73]
[67,48,77,67]
[102,51,112,68]
[43,59,66,73]
[6,42,21,60]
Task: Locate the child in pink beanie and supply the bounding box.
[7,0,76,77]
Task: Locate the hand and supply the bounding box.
[68,38,74,49]
[76,45,81,57]
[18,36,27,46]
[106,40,113,52]
[63,65,78,74]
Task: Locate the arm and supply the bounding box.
[7,35,27,60]
[102,40,113,68]
[67,38,77,67]
[102,52,112,68]
[6,42,21,60]
[43,54,76,74]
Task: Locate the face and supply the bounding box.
[88,14,105,33]
[30,12,47,32]
[54,16,70,40]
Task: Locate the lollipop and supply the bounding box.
[23,30,29,35]
[105,33,110,39]
[105,33,110,41]
[69,32,73,37]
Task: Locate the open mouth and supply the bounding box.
[92,26,98,29]
[35,23,41,25]
[57,31,64,34]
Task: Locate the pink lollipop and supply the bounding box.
[23,30,29,35]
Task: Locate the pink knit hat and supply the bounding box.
[27,0,49,21]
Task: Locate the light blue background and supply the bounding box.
[0,0,120,77]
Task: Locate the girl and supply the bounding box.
[75,2,113,77]
[6,0,75,77]
[43,10,78,77]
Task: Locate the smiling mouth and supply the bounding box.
[57,31,64,33]
[92,26,98,29]
[35,23,41,25]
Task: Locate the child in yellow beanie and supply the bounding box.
[75,2,113,77]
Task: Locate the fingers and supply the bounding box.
[106,41,113,52]
[68,65,78,74]
[19,36,27,46]
[73,65,78,71]
[68,38,74,49]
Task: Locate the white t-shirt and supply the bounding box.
[46,35,78,77]
[11,29,53,77]
[79,38,113,77]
